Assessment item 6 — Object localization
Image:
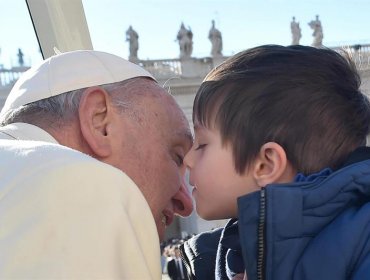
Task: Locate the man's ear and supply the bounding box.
[78,86,113,158]
[253,142,292,187]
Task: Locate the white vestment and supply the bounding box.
[0,123,161,279]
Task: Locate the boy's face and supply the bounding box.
[184,123,260,220]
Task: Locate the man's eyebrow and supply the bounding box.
[184,130,194,144]
[175,129,194,145]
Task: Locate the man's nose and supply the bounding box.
[172,182,193,217]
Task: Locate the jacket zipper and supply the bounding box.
[257,187,266,280]
[180,243,194,280]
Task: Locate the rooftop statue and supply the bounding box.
[291,17,302,45]
[17,48,24,66]
[308,15,324,47]
[209,20,223,56]
[126,25,139,62]
[176,23,193,59]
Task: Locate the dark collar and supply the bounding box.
[341,146,370,168]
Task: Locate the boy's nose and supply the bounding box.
[183,149,193,169]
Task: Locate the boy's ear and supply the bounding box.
[253,142,293,187]
[78,86,113,158]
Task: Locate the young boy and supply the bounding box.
[181,45,370,280]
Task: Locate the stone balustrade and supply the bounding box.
[139,56,216,79]
[0,67,29,87]
[331,44,370,70]
[1,45,369,102]
[138,58,182,79]
[137,45,370,80]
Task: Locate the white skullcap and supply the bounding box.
[1,50,155,113]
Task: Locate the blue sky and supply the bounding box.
[1,0,369,68]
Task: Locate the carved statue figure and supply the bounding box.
[290,17,301,45]
[126,25,139,61]
[17,48,24,66]
[208,20,223,56]
[308,15,324,47]
[176,23,193,59]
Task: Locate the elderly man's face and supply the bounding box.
[109,80,193,240]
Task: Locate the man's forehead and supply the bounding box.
[132,83,192,141]
[171,125,194,146]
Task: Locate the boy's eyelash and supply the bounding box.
[195,144,206,150]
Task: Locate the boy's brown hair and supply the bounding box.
[193,45,370,175]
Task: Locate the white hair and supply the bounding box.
[0,79,140,128]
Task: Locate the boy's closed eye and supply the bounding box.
[195,144,207,150]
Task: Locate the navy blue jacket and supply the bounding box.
[182,147,370,279]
